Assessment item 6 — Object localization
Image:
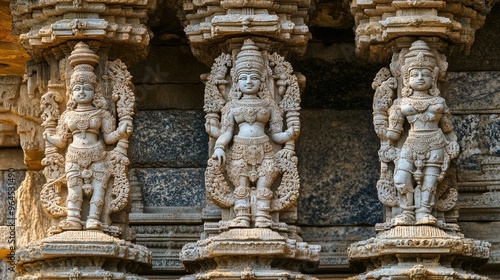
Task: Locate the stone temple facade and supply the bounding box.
[0,0,499,279]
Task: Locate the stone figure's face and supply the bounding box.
[409,68,432,92]
[73,83,95,105]
[238,71,261,95]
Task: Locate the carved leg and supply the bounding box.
[60,169,83,230]
[229,177,250,228]
[393,165,416,226]
[255,177,273,228]
[415,150,443,225]
[86,183,105,230]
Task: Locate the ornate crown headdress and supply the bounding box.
[234,39,265,76]
[68,42,100,88]
[404,40,436,71]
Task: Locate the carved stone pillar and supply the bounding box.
[348,1,494,279]
[178,1,320,278]
[9,0,154,277]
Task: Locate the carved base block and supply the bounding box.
[180,228,321,280]
[15,231,151,279]
[348,226,490,280]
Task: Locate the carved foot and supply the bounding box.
[393,212,415,226]
[59,219,83,231]
[228,217,250,228]
[86,218,102,230]
[415,213,437,225]
[255,218,272,228]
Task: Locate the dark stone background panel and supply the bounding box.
[136,168,205,207]
[130,110,208,168]
[296,110,383,226]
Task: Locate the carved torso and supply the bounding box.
[231,98,272,138]
[400,96,445,132]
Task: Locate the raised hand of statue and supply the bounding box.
[286,121,300,141]
[118,121,133,138]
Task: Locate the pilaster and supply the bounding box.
[7,0,155,277]
[348,1,495,278]
[178,0,320,278]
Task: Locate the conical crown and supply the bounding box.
[68,42,100,87]
[404,40,436,71]
[234,39,265,75]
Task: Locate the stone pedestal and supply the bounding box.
[348,226,490,280]
[15,231,151,279]
[180,228,320,280]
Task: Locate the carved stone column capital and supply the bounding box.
[179,0,311,65]
[10,0,154,64]
[350,0,496,62]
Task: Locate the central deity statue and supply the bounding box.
[373,40,459,228]
[204,39,302,228]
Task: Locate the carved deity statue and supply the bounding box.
[373,40,459,228]
[40,42,135,235]
[204,39,302,228]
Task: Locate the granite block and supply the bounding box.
[451,114,500,180]
[135,168,205,208]
[129,45,209,84]
[135,83,204,110]
[296,110,383,226]
[446,72,500,113]
[130,110,208,168]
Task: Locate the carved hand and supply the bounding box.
[374,123,387,139]
[286,123,300,140]
[205,118,221,138]
[212,148,226,165]
[277,148,295,160]
[118,121,133,138]
[386,130,401,141]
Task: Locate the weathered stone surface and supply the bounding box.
[0,149,27,171]
[15,171,49,249]
[131,225,203,272]
[135,168,205,208]
[0,0,29,76]
[301,226,376,271]
[130,45,209,84]
[130,110,208,168]
[448,5,500,71]
[297,110,382,226]
[451,114,500,179]
[350,0,495,63]
[179,0,310,64]
[459,222,500,272]
[297,42,380,110]
[446,72,500,113]
[135,83,204,110]
[15,231,152,279]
